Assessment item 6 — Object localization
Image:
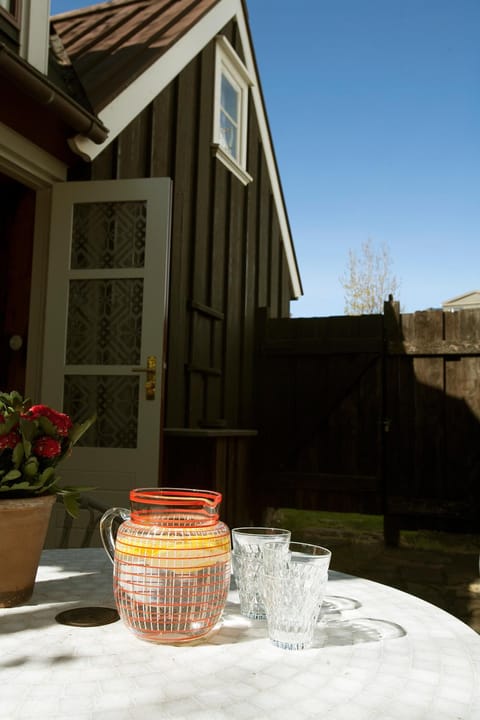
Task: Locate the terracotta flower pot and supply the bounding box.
[0,494,56,607]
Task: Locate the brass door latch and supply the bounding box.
[131,355,156,400]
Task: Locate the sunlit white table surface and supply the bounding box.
[2,548,480,720]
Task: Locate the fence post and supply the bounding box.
[383,295,402,545]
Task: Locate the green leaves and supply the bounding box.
[0,391,96,515]
[38,415,58,437]
[0,412,20,436]
[3,469,21,482]
[0,390,27,414]
[69,414,97,446]
[58,490,82,518]
[23,456,39,477]
[12,441,24,468]
[0,464,57,495]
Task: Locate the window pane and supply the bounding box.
[220,111,238,159]
[221,74,238,123]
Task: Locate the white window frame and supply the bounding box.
[0,0,20,24]
[20,0,50,73]
[212,35,253,186]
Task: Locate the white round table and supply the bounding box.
[1,548,480,720]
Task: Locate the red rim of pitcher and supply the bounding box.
[130,487,222,508]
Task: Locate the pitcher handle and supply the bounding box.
[100,507,130,563]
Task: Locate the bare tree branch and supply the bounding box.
[339,239,400,315]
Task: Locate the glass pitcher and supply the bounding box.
[100,487,231,643]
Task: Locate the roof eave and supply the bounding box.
[443,290,480,305]
[0,41,109,145]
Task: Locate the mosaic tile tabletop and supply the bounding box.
[1,548,480,720]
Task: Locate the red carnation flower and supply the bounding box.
[33,436,62,459]
[26,405,73,437]
[0,430,20,451]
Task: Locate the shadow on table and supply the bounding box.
[39,547,110,572]
[0,565,114,634]
[216,595,406,649]
[318,593,405,644]
[315,616,406,647]
[0,649,79,670]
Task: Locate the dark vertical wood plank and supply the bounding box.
[192,45,215,306]
[445,353,480,503]
[90,143,116,181]
[239,113,259,426]
[279,252,291,317]
[413,356,445,496]
[224,177,245,422]
[166,60,198,426]
[410,310,445,497]
[256,152,270,308]
[207,162,228,422]
[150,83,175,178]
[117,109,150,179]
[268,212,280,318]
[188,313,208,426]
[189,47,216,424]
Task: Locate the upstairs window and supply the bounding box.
[0,0,20,22]
[220,71,240,160]
[213,36,253,185]
[0,0,20,50]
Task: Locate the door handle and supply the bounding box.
[131,355,156,400]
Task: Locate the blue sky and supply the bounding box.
[51,0,480,317]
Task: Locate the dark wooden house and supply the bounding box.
[0,0,302,536]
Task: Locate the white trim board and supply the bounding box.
[69,0,302,298]
[0,122,67,188]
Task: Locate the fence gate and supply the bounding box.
[256,312,385,516]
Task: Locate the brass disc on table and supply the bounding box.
[55,606,120,627]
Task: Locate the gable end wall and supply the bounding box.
[73,20,293,431]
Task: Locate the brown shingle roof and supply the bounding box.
[52,0,220,112]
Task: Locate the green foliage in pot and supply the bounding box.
[0,391,96,517]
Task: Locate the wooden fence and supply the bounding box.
[255,301,480,542]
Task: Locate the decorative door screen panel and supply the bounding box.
[64,375,139,448]
[63,200,147,449]
[71,201,146,269]
[66,279,143,365]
